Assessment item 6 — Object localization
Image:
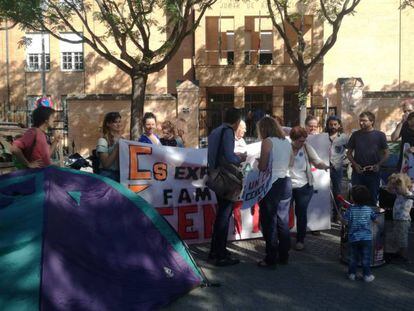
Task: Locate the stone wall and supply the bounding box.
[67,94,177,156]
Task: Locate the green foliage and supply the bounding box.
[401,0,414,9]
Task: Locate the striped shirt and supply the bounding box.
[344,205,377,242]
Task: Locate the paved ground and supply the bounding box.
[166,223,414,311]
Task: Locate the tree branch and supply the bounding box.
[267,0,299,66]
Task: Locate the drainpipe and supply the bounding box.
[41,31,46,96]
[398,0,402,93]
[5,18,11,120]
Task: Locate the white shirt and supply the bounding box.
[96,137,118,171]
[234,137,247,154]
[290,147,308,189]
[329,133,348,170]
[269,137,292,184]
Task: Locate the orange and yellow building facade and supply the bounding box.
[0,0,414,149]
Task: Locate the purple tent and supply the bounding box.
[0,167,204,310]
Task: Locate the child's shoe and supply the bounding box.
[363,275,375,282]
[348,273,356,281]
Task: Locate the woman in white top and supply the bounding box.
[256,116,292,268]
[96,112,124,182]
[289,126,329,251]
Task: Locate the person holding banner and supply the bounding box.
[290,127,330,251]
[256,116,292,267]
[207,108,246,267]
[160,120,181,147]
[233,120,260,237]
[234,120,247,154]
[138,112,160,145]
[96,112,123,182]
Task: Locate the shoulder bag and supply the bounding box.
[206,126,244,202]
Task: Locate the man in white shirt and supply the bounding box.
[325,115,348,222]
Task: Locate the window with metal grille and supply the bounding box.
[27,53,50,71]
[62,52,84,70]
[60,32,84,71]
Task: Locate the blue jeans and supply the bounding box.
[259,177,292,264]
[210,196,234,259]
[348,240,372,276]
[330,167,343,217]
[351,172,380,205]
[292,184,314,243]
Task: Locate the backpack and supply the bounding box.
[89,149,100,174]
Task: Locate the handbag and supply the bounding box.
[206,126,244,202]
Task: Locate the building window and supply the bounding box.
[25,33,50,72]
[226,32,234,65]
[245,17,273,65]
[259,31,273,65]
[205,17,234,65]
[27,53,50,71]
[62,52,84,70]
[59,32,84,71]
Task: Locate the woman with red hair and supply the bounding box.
[289,126,329,251]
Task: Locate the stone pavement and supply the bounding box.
[166,223,414,311]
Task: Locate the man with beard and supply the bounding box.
[325,116,348,222]
[347,111,389,205]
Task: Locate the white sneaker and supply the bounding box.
[348,273,356,281]
[363,275,375,282]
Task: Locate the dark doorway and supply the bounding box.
[199,88,234,146]
[244,88,272,140]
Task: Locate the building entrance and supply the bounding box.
[244,89,272,140]
[199,88,234,146]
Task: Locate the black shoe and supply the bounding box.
[207,252,216,262]
[278,257,289,265]
[392,256,411,264]
[214,257,240,267]
[208,250,231,262]
[257,260,277,269]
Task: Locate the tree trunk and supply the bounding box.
[130,73,148,140]
[298,69,309,127]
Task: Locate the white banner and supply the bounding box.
[401,143,414,179]
[304,133,332,231]
[119,135,332,243]
[119,139,266,243]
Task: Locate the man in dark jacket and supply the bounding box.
[207,108,246,266]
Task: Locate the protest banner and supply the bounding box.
[304,133,332,231]
[401,143,414,179]
[119,139,267,243]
